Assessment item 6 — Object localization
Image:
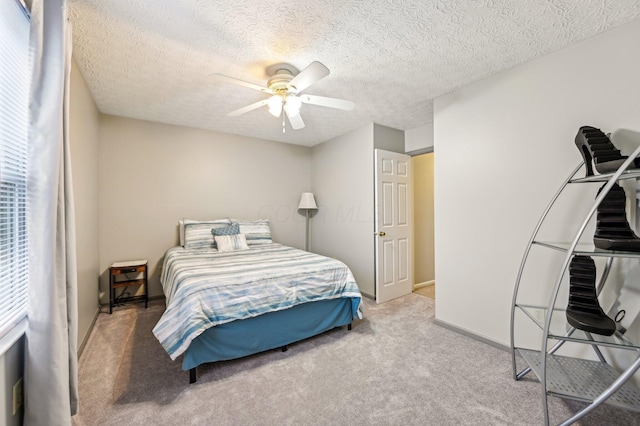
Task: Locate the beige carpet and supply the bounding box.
[73,294,640,425]
[414,285,435,299]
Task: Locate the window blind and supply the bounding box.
[0,0,30,341]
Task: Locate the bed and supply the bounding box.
[152,219,363,383]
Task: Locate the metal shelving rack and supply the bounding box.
[510,144,640,425]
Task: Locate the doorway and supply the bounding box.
[374,149,413,303]
[412,152,435,300]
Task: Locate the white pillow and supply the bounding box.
[215,234,249,252]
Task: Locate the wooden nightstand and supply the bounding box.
[109,260,148,314]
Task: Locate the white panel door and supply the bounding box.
[375,149,413,303]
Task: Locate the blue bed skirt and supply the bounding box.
[182,297,354,370]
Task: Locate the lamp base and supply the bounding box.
[305,209,311,252]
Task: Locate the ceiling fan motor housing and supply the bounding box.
[268,73,296,94]
[267,63,299,94]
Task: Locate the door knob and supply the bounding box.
[379,231,386,236]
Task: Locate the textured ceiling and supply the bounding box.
[68,0,640,147]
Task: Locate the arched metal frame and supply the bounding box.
[510,143,640,425]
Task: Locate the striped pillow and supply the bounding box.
[215,234,249,252]
[184,220,231,249]
[180,218,230,246]
[210,223,240,249]
[232,219,272,245]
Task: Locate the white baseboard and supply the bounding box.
[413,280,435,290]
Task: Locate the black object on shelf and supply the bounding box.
[593,182,640,251]
[566,255,615,336]
[574,125,628,176]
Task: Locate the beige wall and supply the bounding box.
[98,116,312,301]
[413,153,434,284]
[69,59,101,348]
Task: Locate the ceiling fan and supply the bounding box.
[214,61,355,132]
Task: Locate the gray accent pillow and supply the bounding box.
[211,222,240,249]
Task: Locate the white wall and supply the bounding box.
[373,123,405,153]
[434,19,640,349]
[98,116,311,301]
[405,122,434,153]
[69,59,101,349]
[311,124,376,297]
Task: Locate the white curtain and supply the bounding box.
[25,0,79,424]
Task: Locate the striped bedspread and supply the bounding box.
[153,243,363,359]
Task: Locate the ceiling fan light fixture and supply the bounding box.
[218,61,353,131]
[284,95,302,117]
[268,95,283,117]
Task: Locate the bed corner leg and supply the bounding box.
[189,367,198,384]
[348,323,352,331]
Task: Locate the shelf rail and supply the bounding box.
[509,163,582,379]
[510,142,640,425]
[540,146,640,425]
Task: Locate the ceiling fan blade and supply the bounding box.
[288,61,329,93]
[213,73,272,93]
[286,110,305,130]
[300,94,355,111]
[227,99,269,117]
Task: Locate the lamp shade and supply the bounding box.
[268,95,283,117]
[298,192,318,209]
[284,95,302,117]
